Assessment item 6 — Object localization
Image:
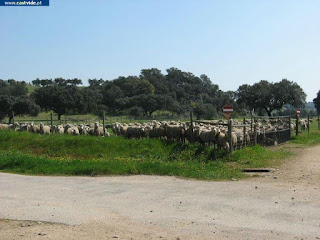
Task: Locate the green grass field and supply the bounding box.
[0,122,319,180]
[291,120,320,146]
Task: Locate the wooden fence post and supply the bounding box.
[50,112,53,131]
[190,111,194,142]
[254,117,257,145]
[243,117,247,147]
[228,119,233,153]
[307,114,310,134]
[250,113,253,133]
[296,114,299,136]
[318,114,320,130]
[102,111,106,137]
[288,116,291,139]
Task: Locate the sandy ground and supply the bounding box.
[0,144,320,240]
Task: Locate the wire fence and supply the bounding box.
[0,111,316,154]
[0,112,190,125]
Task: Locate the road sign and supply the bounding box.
[296,109,301,118]
[223,105,233,113]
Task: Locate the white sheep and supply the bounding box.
[94,122,109,137]
[30,123,40,134]
[0,123,10,130]
[56,125,65,134]
[225,131,238,151]
[39,123,50,135]
[216,128,230,150]
[199,127,217,146]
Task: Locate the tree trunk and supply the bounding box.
[265,107,272,116]
[58,113,62,121]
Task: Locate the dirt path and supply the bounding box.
[1,144,320,240]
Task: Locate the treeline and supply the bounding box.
[0,80,40,122]
[0,67,317,123]
[32,68,234,120]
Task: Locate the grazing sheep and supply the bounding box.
[94,122,107,137]
[111,122,121,136]
[165,123,186,142]
[141,125,152,138]
[10,122,20,131]
[184,123,195,143]
[225,131,238,151]
[126,126,144,139]
[39,123,50,135]
[149,124,166,139]
[300,120,308,132]
[88,127,95,136]
[56,125,65,134]
[70,126,80,136]
[199,127,217,146]
[78,124,88,135]
[216,128,229,150]
[19,123,31,132]
[30,123,40,134]
[0,123,10,130]
[119,124,129,136]
[192,125,202,143]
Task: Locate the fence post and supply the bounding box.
[190,110,194,142]
[228,119,233,153]
[254,117,257,145]
[288,116,291,139]
[250,113,253,133]
[243,117,246,148]
[318,114,320,130]
[102,110,106,137]
[307,114,310,134]
[296,114,299,136]
[190,111,193,126]
[50,112,53,131]
[12,111,15,124]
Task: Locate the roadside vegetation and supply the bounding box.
[290,121,320,146]
[1,126,316,180]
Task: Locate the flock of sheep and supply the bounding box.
[0,122,109,137]
[0,117,310,151]
[111,121,236,150]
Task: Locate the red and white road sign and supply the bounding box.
[296,109,301,117]
[223,105,233,113]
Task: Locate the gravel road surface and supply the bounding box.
[1,144,320,239]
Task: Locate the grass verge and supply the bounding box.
[290,122,320,146]
[1,123,319,180]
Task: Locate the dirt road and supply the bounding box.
[1,144,320,239]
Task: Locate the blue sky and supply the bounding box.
[1,0,319,101]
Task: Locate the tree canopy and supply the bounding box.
[236,79,306,116]
[0,79,39,122]
[313,90,320,114]
[0,69,310,121]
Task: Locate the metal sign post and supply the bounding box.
[296,109,300,136]
[223,105,233,120]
